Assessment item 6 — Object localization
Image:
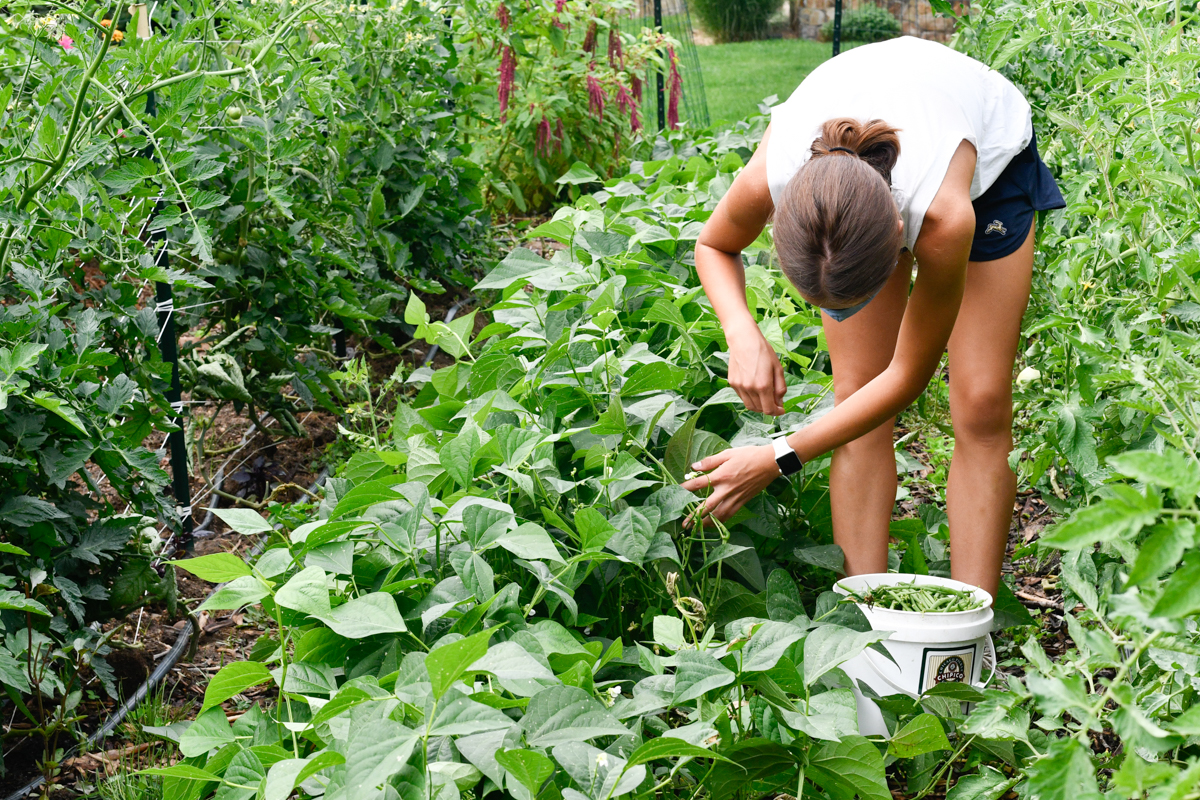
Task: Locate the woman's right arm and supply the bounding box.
[695,125,786,415]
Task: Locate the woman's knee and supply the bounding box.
[951,382,1013,446]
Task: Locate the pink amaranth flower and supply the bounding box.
[630,74,643,104]
[586,72,605,119]
[616,83,640,131]
[582,20,597,53]
[555,0,567,10]
[554,118,564,151]
[607,28,623,68]
[498,46,516,122]
[615,82,634,114]
[536,115,554,157]
[667,46,682,130]
[58,34,74,50]
[496,2,510,31]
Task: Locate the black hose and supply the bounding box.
[3,467,331,800]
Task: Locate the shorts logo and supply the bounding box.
[985,220,1007,236]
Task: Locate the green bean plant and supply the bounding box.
[148,116,1026,800]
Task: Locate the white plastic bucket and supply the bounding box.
[833,573,995,737]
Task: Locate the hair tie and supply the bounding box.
[827,146,858,156]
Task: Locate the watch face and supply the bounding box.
[776,449,803,477]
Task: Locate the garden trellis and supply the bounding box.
[622,0,711,128]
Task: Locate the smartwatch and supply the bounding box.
[772,436,804,477]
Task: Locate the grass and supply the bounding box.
[695,38,831,124]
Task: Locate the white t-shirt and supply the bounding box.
[766,37,1033,251]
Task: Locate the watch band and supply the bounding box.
[772,436,804,477]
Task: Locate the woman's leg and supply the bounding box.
[823,252,912,576]
[945,226,1035,598]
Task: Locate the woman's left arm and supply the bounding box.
[682,141,978,525]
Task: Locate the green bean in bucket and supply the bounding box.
[842,580,984,613]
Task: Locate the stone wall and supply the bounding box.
[793,0,960,43]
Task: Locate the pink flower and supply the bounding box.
[630,74,643,104]
[535,115,554,157]
[554,119,564,151]
[582,20,597,53]
[667,46,682,130]
[555,0,566,11]
[58,34,74,51]
[586,72,605,119]
[498,46,516,122]
[616,83,640,131]
[607,28,623,68]
[496,2,510,31]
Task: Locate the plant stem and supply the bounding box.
[1074,629,1161,744]
[912,735,975,800]
[270,596,301,753]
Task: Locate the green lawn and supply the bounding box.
[695,38,831,124]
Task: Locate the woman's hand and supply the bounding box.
[680,445,780,529]
[727,320,787,416]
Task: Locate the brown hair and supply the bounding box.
[774,118,904,309]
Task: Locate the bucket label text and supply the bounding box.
[919,645,976,694]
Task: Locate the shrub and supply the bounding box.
[691,0,785,42]
[457,0,672,213]
[170,1,487,421]
[819,3,902,43]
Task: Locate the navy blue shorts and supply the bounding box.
[969,130,1065,262]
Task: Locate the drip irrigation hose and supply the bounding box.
[4,467,332,800]
[421,299,470,367]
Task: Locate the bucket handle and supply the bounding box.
[861,634,996,700]
[975,633,996,691]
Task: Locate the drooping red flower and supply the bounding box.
[667,46,683,130]
[496,2,511,30]
[535,113,552,155]
[498,46,516,122]
[616,83,640,131]
[615,82,634,115]
[630,74,643,104]
[586,71,606,119]
[554,118,565,151]
[555,0,567,11]
[607,28,623,68]
[582,20,597,53]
